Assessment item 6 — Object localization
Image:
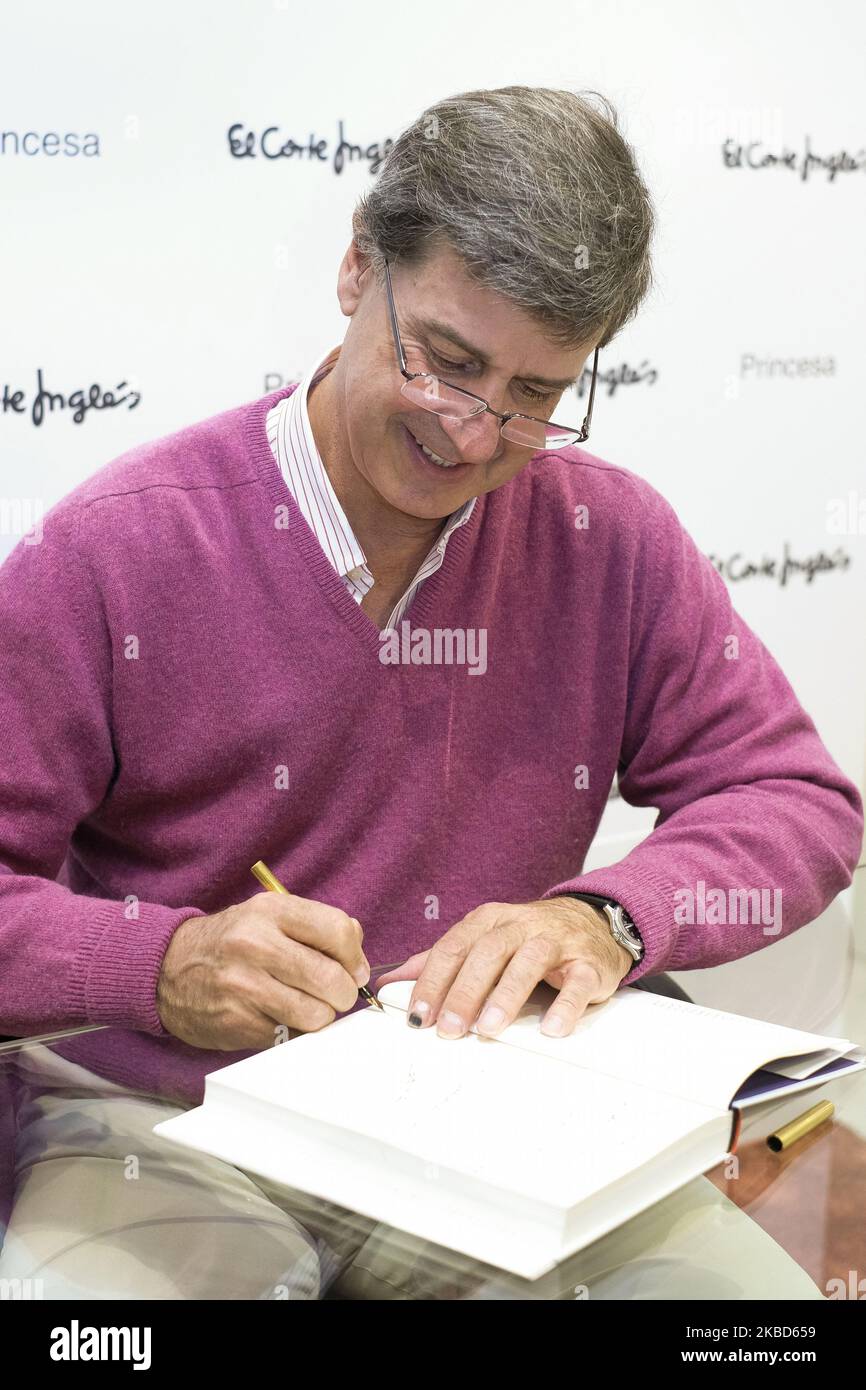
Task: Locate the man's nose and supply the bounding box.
[436,409,504,464]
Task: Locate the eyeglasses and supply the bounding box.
[383,257,599,451]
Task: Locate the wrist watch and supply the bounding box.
[560,892,645,966]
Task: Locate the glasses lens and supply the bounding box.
[501,418,581,450]
[401,377,483,419]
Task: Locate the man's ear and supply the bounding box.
[336,239,374,317]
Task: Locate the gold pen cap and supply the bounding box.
[767,1099,834,1152]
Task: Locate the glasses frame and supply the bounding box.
[382,257,599,449]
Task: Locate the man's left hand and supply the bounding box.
[374,896,635,1039]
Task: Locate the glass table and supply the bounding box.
[0,965,863,1302]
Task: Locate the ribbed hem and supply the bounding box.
[67,900,207,1035]
[53,1030,252,1108]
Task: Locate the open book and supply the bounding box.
[154,981,865,1279]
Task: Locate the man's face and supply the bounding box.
[320,240,601,522]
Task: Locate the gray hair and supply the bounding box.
[352,85,655,352]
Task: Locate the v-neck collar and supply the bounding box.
[245,385,484,656]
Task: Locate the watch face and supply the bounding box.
[599,902,643,959]
[610,908,642,956]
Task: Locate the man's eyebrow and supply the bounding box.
[406,314,581,391]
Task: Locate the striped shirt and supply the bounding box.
[265,346,476,630]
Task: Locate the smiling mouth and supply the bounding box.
[403,425,463,469]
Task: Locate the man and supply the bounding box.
[0,85,861,1299]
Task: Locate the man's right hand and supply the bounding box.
[156,891,371,1050]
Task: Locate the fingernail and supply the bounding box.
[437,1011,465,1038]
[354,965,370,986]
[541,1014,566,1036]
[477,1005,505,1035]
[408,1000,430,1028]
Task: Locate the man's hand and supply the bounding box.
[375,897,634,1039]
[157,892,371,1050]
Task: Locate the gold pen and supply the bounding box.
[250,860,384,1012]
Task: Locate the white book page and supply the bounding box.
[762,1050,862,1081]
[218,1008,724,1210]
[377,980,859,1111]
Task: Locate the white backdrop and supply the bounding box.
[2,0,865,878]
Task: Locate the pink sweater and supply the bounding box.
[0,384,861,1104]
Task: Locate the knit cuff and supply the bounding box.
[68,900,207,1035]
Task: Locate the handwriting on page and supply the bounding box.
[358,1030,711,1203]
